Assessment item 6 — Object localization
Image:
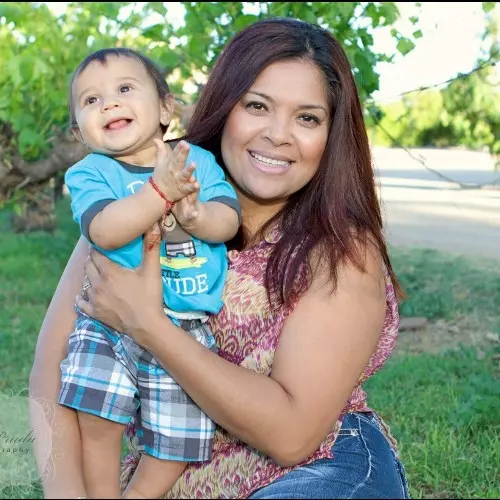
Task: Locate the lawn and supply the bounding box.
[0,200,499,499]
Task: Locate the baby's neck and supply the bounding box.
[112,142,173,167]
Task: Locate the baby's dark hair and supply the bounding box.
[68,47,171,132]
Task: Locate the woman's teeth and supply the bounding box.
[250,152,291,167]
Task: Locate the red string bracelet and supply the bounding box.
[147,177,175,251]
[149,176,175,213]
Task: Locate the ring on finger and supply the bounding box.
[81,278,91,302]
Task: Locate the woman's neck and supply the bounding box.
[236,190,286,244]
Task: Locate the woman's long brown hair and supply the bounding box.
[185,17,404,306]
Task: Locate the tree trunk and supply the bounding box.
[0,131,88,204]
[10,181,57,233]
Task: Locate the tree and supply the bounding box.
[370,2,500,166]
[436,2,500,158]
[0,2,420,228]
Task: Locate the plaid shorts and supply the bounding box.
[58,309,217,462]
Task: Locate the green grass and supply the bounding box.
[0,201,80,390]
[365,349,500,499]
[0,200,499,498]
[390,245,500,330]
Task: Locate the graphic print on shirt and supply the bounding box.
[126,180,144,194]
[161,213,207,267]
[160,213,209,297]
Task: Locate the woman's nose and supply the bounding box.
[264,115,292,146]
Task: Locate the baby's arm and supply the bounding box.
[69,141,197,250]
[88,183,173,250]
[173,194,240,243]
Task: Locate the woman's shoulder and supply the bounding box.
[308,234,386,301]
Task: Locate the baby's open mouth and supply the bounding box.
[105,119,132,130]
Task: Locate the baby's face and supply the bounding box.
[71,55,170,165]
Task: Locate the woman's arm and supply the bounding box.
[79,228,386,467]
[29,236,89,498]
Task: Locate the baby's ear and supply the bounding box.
[160,94,175,127]
[70,126,84,143]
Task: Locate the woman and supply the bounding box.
[30,17,410,499]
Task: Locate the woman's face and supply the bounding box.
[221,59,330,207]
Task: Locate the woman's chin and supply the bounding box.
[244,186,289,206]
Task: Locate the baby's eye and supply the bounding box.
[84,96,98,105]
[119,84,132,93]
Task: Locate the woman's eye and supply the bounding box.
[119,84,132,93]
[84,96,98,105]
[246,101,267,112]
[299,114,320,125]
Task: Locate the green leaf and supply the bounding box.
[141,23,165,41]
[0,94,11,109]
[482,2,495,13]
[150,2,167,16]
[332,2,357,21]
[18,128,41,150]
[378,2,400,25]
[32,58,50,79]
[233,14,259,32]
[396,38,415,56]
[412,29,423,39]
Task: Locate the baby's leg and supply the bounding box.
[59,314,140,497]
[122,456,186,499]
[78,411,126,499]
[126,324,216,498]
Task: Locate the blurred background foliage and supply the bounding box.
[0,1,418,161]
[370,2,500,158]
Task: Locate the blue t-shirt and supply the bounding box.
[65,144,240,317]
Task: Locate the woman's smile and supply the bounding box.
[248,150,293,174]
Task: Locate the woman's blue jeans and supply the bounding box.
[248,412,410,499]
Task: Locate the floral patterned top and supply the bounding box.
[121,232,400,499]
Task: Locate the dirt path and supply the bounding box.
[395,316,500,355]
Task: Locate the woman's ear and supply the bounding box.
[160,94,175,130]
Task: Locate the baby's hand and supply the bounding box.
[171,187,201,229]
[152,139,200,202]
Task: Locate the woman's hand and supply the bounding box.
[76,223,165,342]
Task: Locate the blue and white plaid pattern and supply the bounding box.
[59,310,217,462]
